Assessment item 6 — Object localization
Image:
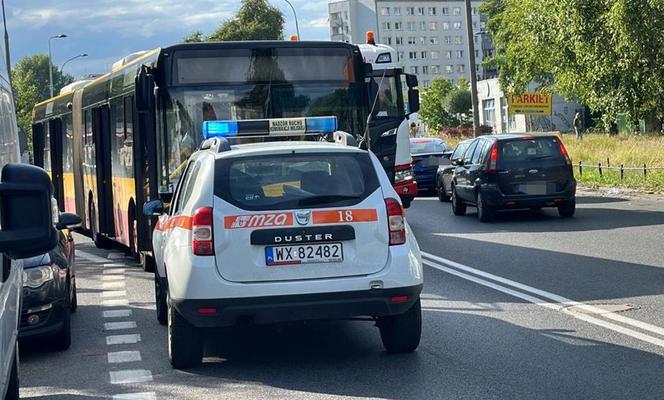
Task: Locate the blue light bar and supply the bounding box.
[203,120,238,139]
[202,116,338,139]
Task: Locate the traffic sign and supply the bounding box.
[509,93,552,115]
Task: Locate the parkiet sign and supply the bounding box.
[508,93,553,115]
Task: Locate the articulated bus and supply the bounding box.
[32,41,419,267]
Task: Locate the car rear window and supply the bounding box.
[410,139,452,155]
[498,137,564,166]
[214,152,380,211]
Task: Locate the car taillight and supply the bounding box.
[192,207,214,256]
[394,163,414,183]
[559,141,572,165]
[488,143,498,174]
[385,198,406,245]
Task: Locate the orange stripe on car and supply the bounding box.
[155,216,192,232]
[312,209,378,224]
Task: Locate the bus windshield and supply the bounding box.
[161,83,367,184]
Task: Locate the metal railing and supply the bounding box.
[577,159,664,181]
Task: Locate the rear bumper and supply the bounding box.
[414,174,436,191]
[481,180,576,209]
[393,180,417,197]
[172,284,423,328]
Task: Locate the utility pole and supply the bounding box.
[48,34,67,98]
[464,0,481,137]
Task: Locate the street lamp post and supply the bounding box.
[1,0,11,89]
[283,0,300,40]
[464,0,481,137]
[61,53,87,73]
[48,34,67,98]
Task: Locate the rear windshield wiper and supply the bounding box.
[528,155,555,160]
[298,195,362,206]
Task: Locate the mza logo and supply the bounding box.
[225,213,293,229]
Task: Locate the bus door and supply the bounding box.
[48,118,65,209]
[31,123,45,168]
[92,105,115,236]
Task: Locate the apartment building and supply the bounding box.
[329,0,378,43]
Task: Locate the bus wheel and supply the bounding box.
[128,215,138,259]
[90,202,109,249]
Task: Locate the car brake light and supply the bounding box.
[192,207,214,256]
[559,142,572,165]
[488,143,498,174]
[385,198,406,245]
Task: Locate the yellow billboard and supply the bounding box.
[509,93,552,115]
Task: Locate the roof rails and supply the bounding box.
[200,137,231,153]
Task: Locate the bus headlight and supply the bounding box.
[23,265,56,289]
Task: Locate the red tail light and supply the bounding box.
[559,141,572,165]
[385,198,406,245]
[192,207,214,256]
[488,143,498,174]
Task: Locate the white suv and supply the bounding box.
[144,117,424,369]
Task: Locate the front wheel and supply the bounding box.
[378,298,422,353]
[168,299,202,369]
[558,199,576,218]
[155,273,167,326]
[5,344,19,399]
[451,186,466,216]
[53,292,72,351]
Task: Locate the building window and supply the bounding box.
[453,7,461,15]
[394,7,401,15]
[456,50,464,58]
[396,36,403,45]
[445,50,452,59]
[442,7,449,15]
[456,64,465,73]
[454,22,462,30]
[429,36,439,45]
[475,50,480,58]
[446,65,453,74]
[429,21,438,30]
[444,36,452,44]
[419,36,426,44]
[410,66,418,74]
[398,51,404,61]
[442,22,450,30]
[431,65,440,74]
[420,21,426,30]
[417,7,425,16]
[386,37,392,45]
[472,7,478,15]
[408,36,416,45]
[423,80,430,87]
[382,22,391,30]
[380,7,390,16]
[483,99,496,127]
[455,36,464,44]
[429,7,437,16]
[394,22,402,30]
[409,51,417,59]
[421,51,428,59]
[406,7,414,15]
[422,66,429,74]
[501,97,509,133]
[431,51,440,59]
[407,21,416,31]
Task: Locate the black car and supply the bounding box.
[436,139,473,202]
[19,212,81,350]
[449,134,576,222]
[410,137,453,194]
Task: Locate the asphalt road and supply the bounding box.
[18,190,664,400]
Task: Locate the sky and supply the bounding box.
[6,0,330,78]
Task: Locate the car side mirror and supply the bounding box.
[0,164,58,259]
[57,212,82,230]
[451,158,464,166]
[143,199,164,216]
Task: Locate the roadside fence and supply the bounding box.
[577,159,664,182]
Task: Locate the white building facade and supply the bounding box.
[477,78,583,134]
[329,0,378,43]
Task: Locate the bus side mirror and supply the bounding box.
[408,89,420,114]
[0,164,58,259]
[136,66,155,112]
[405,74,418,88]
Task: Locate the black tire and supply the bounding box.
[476,191,495,223]
[70,277,78,312]
[155,273,167,326]
[90,203,109,249]
[451,185,466,216]
[53,292,72,351]
[5,344,19,400]
[558,199,576,218]
[401,197,413,209]
[168,299,202,369]
[437,180,450,202]
[378,298,422,353]
[128,214,139,259]
[141,253,156,273]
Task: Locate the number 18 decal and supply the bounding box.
[312,209,378,224]
[338,210,354,222]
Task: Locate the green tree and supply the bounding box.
[445,89,472,116]
[185,0,284,42]
[419,78,458,133]
[11,54,73,149]
[485,0,664,131]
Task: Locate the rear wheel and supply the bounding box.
[155,273,167,326]
[168,298,202,369]
[53,289,72,351]
[476,191,495,223]
[558,199,576,218]
[128,214,138,259]
[141,253,156,273]
[437,179,449,202]
[378,298,422,353]
[451,186,466,216]
[90,202,110,249]
[5,344,19,400]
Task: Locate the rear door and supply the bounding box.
[212,149,390,283]
[496,137,571,195]
[455,140,479,201]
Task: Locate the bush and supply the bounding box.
[479,125,493,135]
[442,126,473,138]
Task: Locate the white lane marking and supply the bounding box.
[422,251,664,339]
[103,268,126,275]
[76,250,109,263]
[108,350,142,364]
[108,252,126,259]
[103,310,132,319]
[109,369,153,384]
[104,263,126,267]
[102,290,128,298]
[113,392,157,400]
[422,257,664,348]
[106,334,141,345]
[103,298,129,307]
[103,281,126,289]
[103,275,126,282]
[104,321,137,331]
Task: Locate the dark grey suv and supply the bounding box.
[449,134,576,222]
